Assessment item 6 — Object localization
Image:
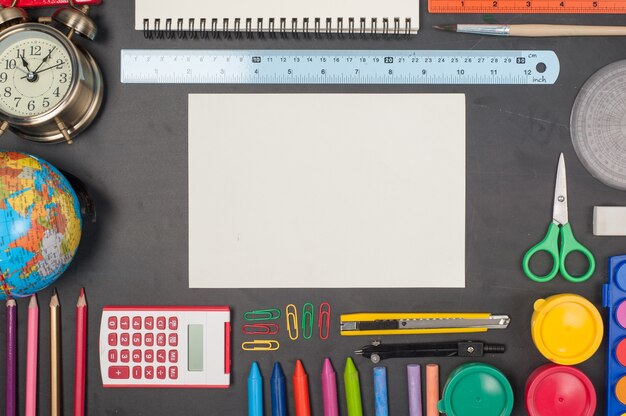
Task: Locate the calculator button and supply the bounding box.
[157,333,166,346]
[169,366,178,380]
[120,333,130,346]
[108,350,118,363]
[108,316,118,330]
[157,366,166,379]
[168,333,178,347]
[168,350,178,363]
[132,350,142,363]
[145,316,154,330]
[109,366,130,379]
[156,317,166,330]
[145,333,154,346]
[132,333,142,346]
[120,349,130,363]
[132,317,142,330]
[145,349,154,363]
[157,349,166,363]
[168,317,178,330]
[132,366,142,379]
[145,366,154,379]
[120,316,130,330]
[108,333,118,346]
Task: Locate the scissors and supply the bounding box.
[522,153,595,283]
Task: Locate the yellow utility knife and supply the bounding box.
[340,312,511,336]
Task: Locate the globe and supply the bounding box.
[0,152,82,300]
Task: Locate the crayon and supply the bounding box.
[344,357,363,416]
[322,358,339,416]
[293,360,311,416]
[407,364,423,416]
[426,364,439,416]
[248,362,263,416]
[271,362,287,416]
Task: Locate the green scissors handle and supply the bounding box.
[558,223,595,282]
[522,222,595,283]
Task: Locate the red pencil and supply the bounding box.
[293,360,311,416]
[74,288,87,416]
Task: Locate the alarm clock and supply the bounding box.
[0,0,102,144]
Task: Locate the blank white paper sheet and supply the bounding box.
[189,94,465,288]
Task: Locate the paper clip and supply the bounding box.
[242,323,279,335]
[241,340,280,351]
[319,302,331,340]
[302,303,314,340]
[244,308,281,321]
[286,304,299,340]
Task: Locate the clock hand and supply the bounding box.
[20,56,32,73]
[20,63,64,79]
[32,47,55,74]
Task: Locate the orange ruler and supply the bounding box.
[429,0,626,13]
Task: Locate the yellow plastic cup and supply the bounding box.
[531,293,603,365]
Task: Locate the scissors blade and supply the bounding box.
[552,153,568,225]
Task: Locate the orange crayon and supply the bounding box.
[293,360,311,416]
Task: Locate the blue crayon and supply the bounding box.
[271,362,287,416]
[248,362,264,416]
[374,367,389,416]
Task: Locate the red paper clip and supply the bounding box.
[242,323,279,335]
[0,0,102,8]
[318,302,331,340]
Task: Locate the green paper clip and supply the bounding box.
[302,303,314,340]
[244,308,281,321]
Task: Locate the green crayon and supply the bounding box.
[344,357,363,416]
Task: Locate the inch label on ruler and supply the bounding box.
[428,0,625,13]
[121,50,560,85]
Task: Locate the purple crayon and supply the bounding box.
[322,358,339,416]
[407,364,423,416]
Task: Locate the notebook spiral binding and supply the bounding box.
[143,17,413,39]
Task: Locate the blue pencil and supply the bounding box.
[374,367,389,416]
[271,362,287,416]
[248,362,263,416]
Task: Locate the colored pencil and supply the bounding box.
[293,360,311,416]
[426,364,439,416]
[321,358,339,416]
[344,357,363,416]
[270,362,287,416]
[433,23,626,37]
[74,288,87,416]
[373,367,389,416]
[6,299,16,416]
[25,295,39,416]
[248,362,263,416]
[51,290,62,416]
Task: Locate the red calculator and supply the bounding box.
[99,306,231,388]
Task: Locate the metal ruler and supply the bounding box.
[571,60,626,191]
[121,49,559,85]
[428,0,626,13]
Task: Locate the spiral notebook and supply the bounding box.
[189,93,466,288]
[136,0,420,36]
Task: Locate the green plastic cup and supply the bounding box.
[437,363,514,416]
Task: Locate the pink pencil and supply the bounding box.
[322,358,339,416]
[25,295,38,416]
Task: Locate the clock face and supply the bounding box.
[0,29,74,118]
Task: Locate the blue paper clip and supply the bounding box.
[244,308,281,321]
[302,303,314,340]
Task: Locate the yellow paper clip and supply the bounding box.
[244,308,281,321]
[241,340,280,351]
[286,304,299,340]
[302,303,314,340]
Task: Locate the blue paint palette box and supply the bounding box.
[603,255,626,415]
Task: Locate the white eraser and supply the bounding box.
[594,206,626,236]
